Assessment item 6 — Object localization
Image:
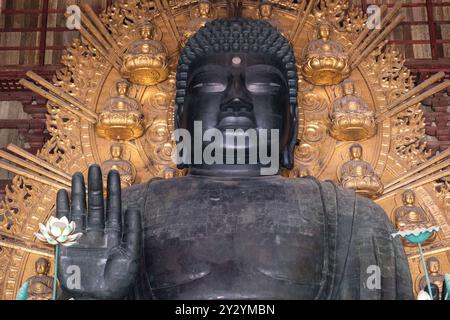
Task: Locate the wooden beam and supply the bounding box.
[426,0,439,60]
[39,0,49,66]
[0,119,46,130]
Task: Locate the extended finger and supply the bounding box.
[122,208,141,255]
[70,172,86,232]
[56,189,70,220]
[105,170,122,247]
[87,164,105,231]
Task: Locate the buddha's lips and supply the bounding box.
[217,115,256,130]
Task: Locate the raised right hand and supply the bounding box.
[56,165,141,299]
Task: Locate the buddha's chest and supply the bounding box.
[139,179,327,299]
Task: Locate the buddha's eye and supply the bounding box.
[192,82,227,93]
[246,82,281,94]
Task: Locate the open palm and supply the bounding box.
[56,165,141,299]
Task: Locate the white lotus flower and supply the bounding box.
[34,216,82,247]
[417,290,432,300]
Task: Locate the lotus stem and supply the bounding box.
[418,243,433,300]
[53,244,59,301]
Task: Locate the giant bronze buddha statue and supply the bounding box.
[56,19,412,300]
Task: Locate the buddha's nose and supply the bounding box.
[220,74,253,113]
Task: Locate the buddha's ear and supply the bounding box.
[281,146,294,170]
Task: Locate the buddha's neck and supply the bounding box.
[188,164,279,178]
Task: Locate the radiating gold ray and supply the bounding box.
[376,169,450,202]
[347,4,388,58]
[19,79,97,124]
[0,160,69,190]
[376,81,450,122]
[79,10,123,66]
[154,0,181,45]
[292,0,318,45]
[26,71,98,120]
[351,14,405,69]
[385,149,450,189]
[0,232,53,258]
[0,150,71,187]
[289,0,307,41]
[384,159,450,194]
[81,3,121,52]
[7,144,72,181]
[385,72,445,112]
[349,2,401,62]
[79,26,122,71]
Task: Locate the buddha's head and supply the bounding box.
[349,143,363,160]
[426,257,440,274]
[198,0,212,18]
[259,2,273,19]
[35,258,50,276]
[342,79,356,96]
[402,190,416,206]
[175,19,298,174]
[116,80,130,97]
[139,23,155,40]
[318,23,331,40]
[110,143,123,159]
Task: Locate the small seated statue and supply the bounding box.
[121,23,169,85]
[181,0,214,48]
[394,190,436,246]
[419,257,445,297]
[301,22,350,85]
[102,143,136,189]
[16,258,54,300]
[339,143,384,198]
[95,80,145,141]
[258,1,273,20]
[56,19,412,300]
[329,79,377,141]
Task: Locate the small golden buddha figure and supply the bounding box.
[394,190,435,246]
[102,143,136,189]
[301,22,350,86]
[330,79,377,141]
[121,23,169,86]
[16,258,54,300]
[339,143,384,199]
[258,1,273,20]
[180,0,214,48]
[95,80,145,141]
[419,257,445,296]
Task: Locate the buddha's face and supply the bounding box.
[180,53,292,164]
[319,24,330,39]
[117,82,129,96]
[140,25,154,39]
[111,145,123,158]
[259,4,273,18]
[427,259,440,274]
[343,81,355,96]
[35,259,50,275]
[350,145,362,160]
[198,2,211,17]
[403,191,415,205]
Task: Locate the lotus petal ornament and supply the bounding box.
[392,226,440,300]
[391,226,440,244]
[35,216,82,247]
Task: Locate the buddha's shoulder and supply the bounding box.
[297,177,393,229]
